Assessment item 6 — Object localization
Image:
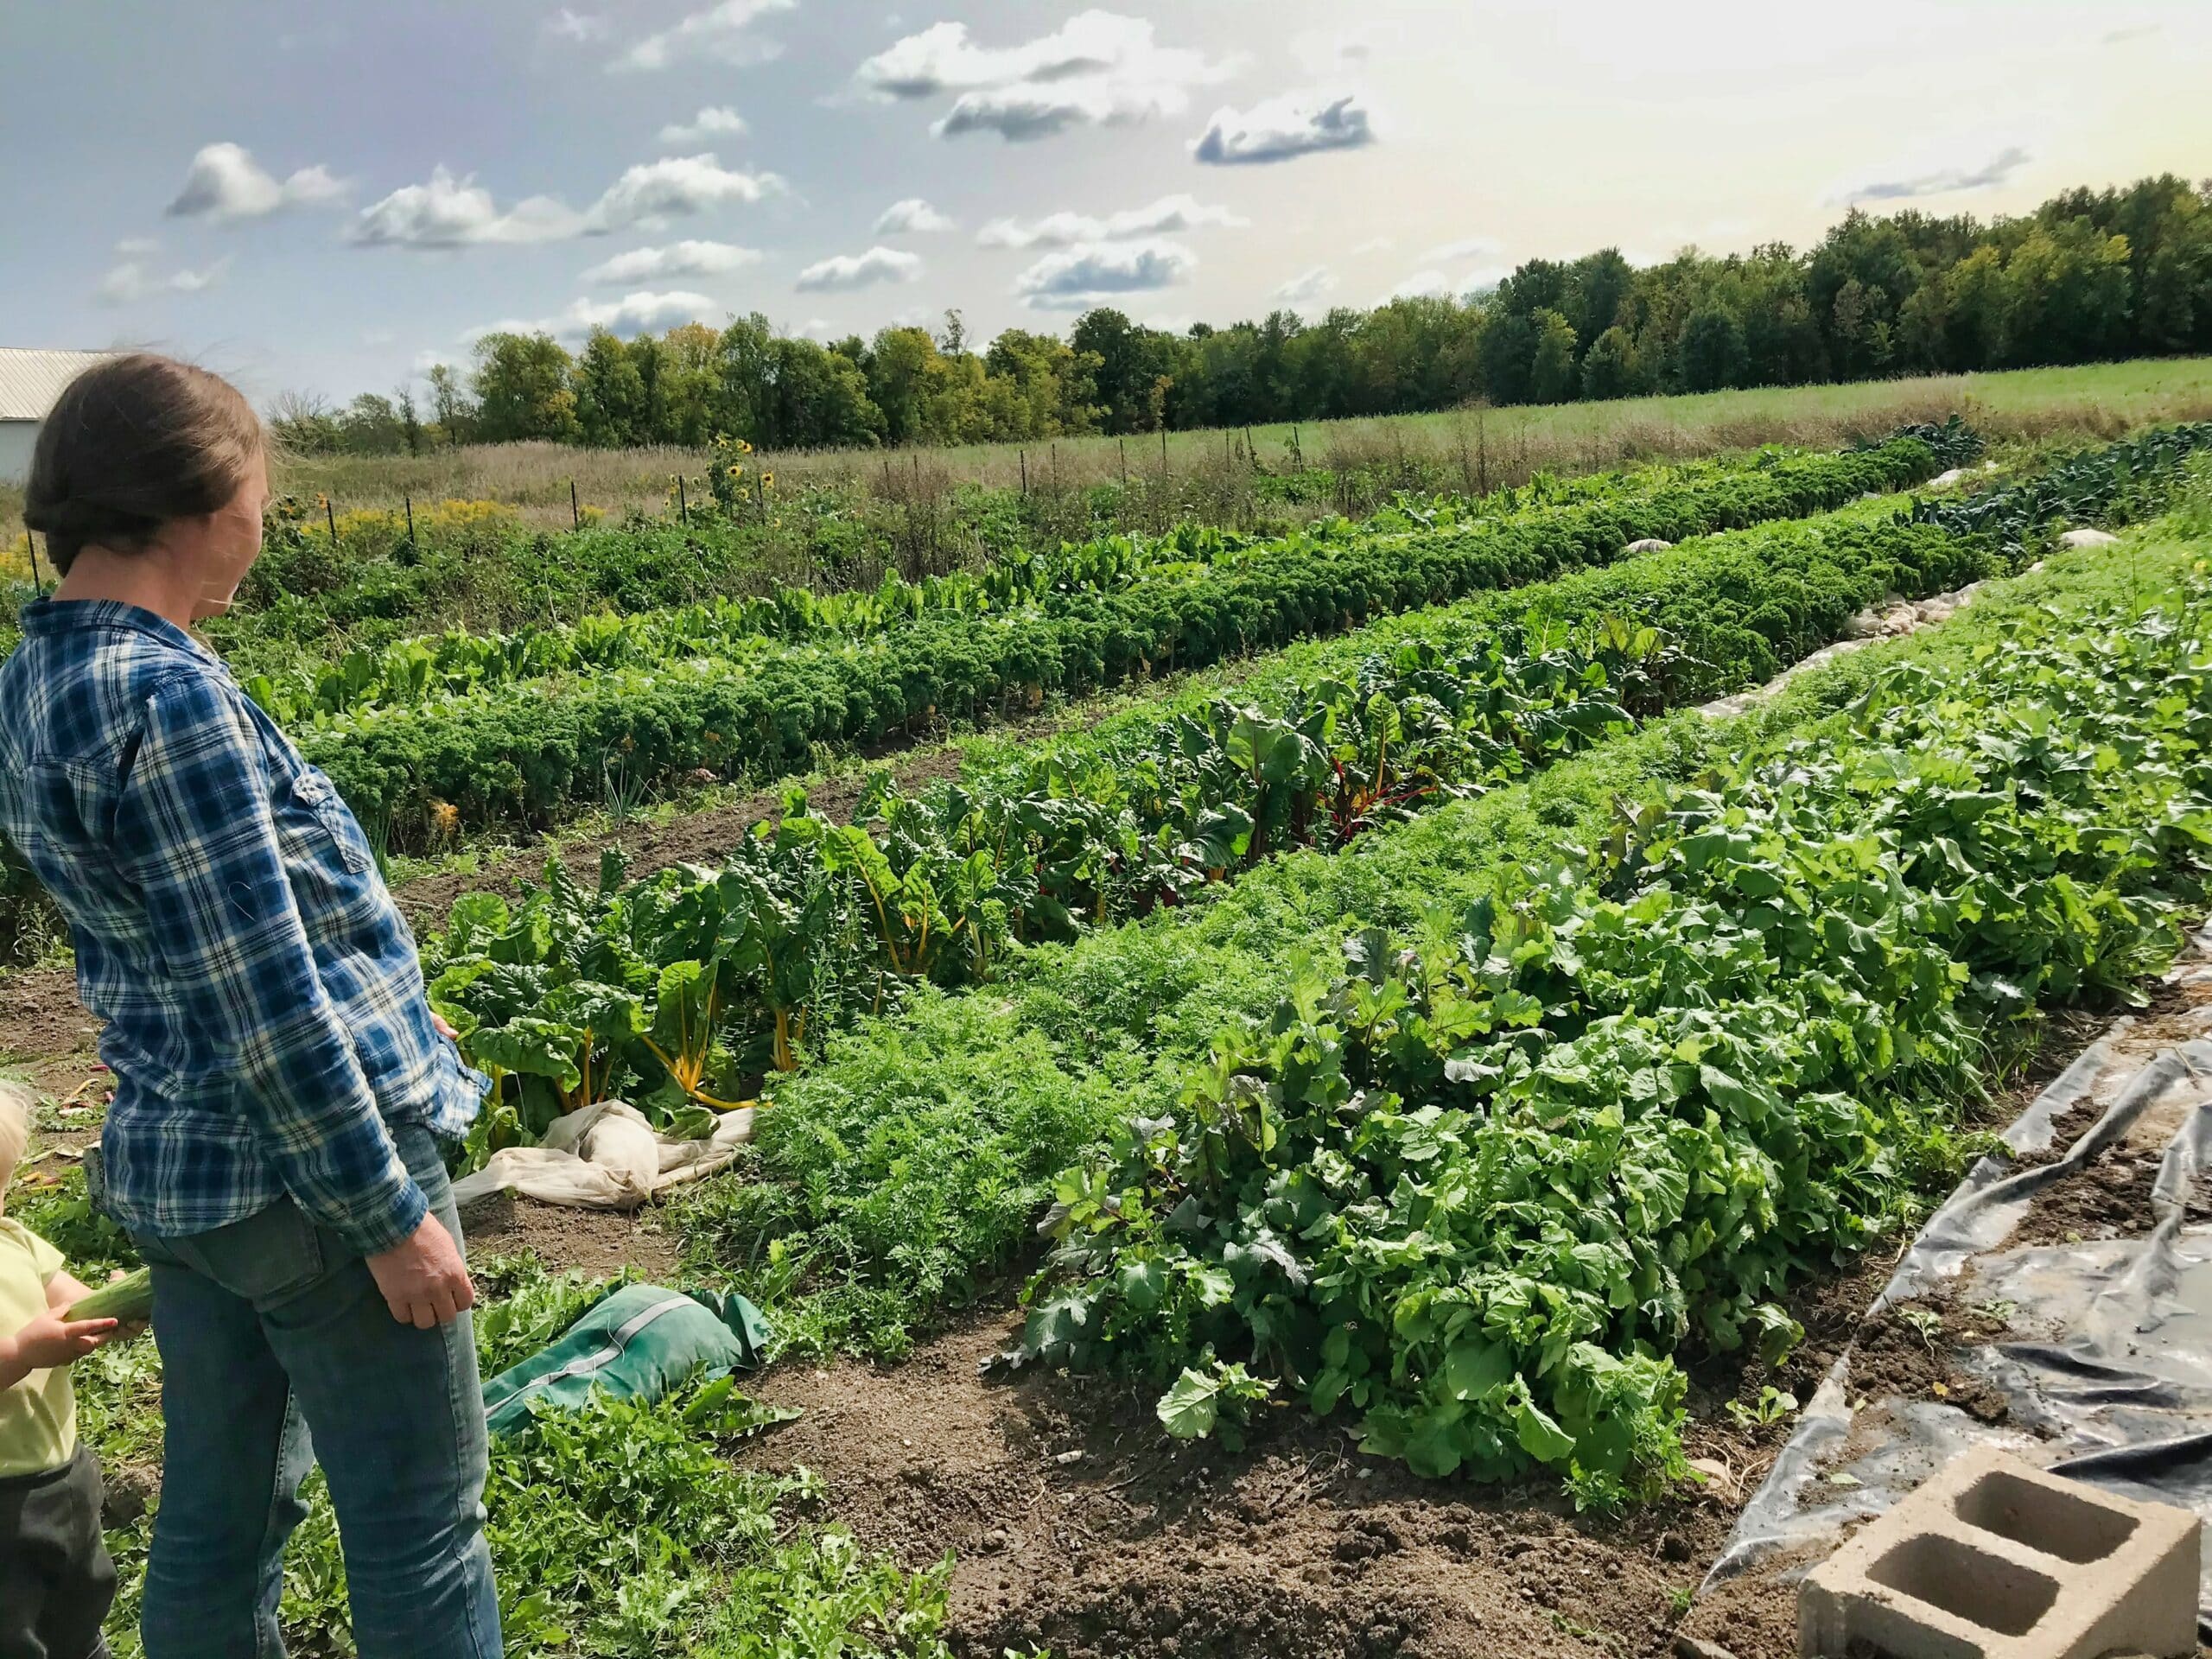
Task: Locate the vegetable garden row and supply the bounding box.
[231,449,1743,724]
[1017,582,2212,1498]
[292,433,1966,846]
[423,424,2212,1179]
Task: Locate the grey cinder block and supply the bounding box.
[1798,1445,2200,1658]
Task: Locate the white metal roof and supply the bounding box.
[0,348,120,422]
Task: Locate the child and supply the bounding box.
[0,1081,119,1659]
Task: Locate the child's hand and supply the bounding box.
[10,1309,119,1370]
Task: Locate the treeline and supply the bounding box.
[283,174,2212,456]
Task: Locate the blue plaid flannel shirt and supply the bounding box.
[0,600,484,1255]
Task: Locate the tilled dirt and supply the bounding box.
[2010,1145,2172,1246]
[742,1311,1738,1659]
[457,1188,683,1281]
[0,962,106,1102]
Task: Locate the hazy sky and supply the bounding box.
[4,1,2209,404]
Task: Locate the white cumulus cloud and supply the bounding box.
[874,197,957,234]
[351,155,779,249]
[166,142,347,221]
[976,193,1244,250]
[1013,238,1196,310]
[1192,92,1375,166]
[581,239,761,284]
[1273,265,1337,305]
[474,289,724,341]
[350,167,585,247]
[96,252,231,305]
[615,0,794,71]
[658,105,748,144]
[546,7,608,41]
[795,245,924,291]
[583,153,781,230]
[1380,269,1453,303]
[1422,234,1503,263]
[856,10,1236,142]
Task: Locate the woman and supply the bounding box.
[0,355,500,1658]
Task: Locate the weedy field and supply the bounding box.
[10,374,2212,1656]
[219,355,2212,521]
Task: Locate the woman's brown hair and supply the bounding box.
[23,353,264,575]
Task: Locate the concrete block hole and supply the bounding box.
[1951,1468,2139,1566]
[1865,1534,2057,1637]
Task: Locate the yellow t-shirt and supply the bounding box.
[0,1216,76,1478]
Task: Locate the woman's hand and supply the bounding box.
[429,1011,460,1042]
[365,1211,475,1330]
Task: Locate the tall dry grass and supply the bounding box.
[7,358,2211,547]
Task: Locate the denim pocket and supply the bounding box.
[165,1197,327,1308]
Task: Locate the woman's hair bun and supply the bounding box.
[25,353,263,576]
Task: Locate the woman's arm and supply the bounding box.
[110,673,429,1256]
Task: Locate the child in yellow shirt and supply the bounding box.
[0,1081,120,1659]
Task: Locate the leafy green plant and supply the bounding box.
[1913,422,2212,552]
[1008,581,2212,1499]
[1726,1386,1799,1430]
[1155,1357,1277,1450]
[90,1269,945,1658]
[1898,1306,1947,1353]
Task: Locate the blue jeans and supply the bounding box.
[133,1125,500,1659]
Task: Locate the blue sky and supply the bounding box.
[3,1,2208,404]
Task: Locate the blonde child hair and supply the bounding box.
[0,1080,30,1205]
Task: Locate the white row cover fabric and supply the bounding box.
[451,1099,755,1211]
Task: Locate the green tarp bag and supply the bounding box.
[482,1283,771,1439]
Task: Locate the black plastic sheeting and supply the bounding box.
[1703,944,2212,1636]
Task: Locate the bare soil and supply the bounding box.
[742,1308,1737,1659]
[0,962,106,1103]
[458,1188,683,1281]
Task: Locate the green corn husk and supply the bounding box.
[67,1267,151,1322]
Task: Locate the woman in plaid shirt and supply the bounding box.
[0,357,499,1658]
